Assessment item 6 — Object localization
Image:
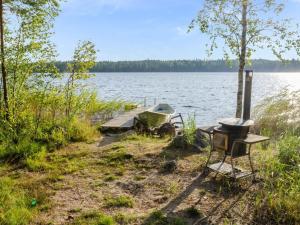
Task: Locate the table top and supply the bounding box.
[235,134,270,144]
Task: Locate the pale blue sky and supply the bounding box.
[53,0,300,61]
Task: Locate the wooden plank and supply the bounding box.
[101,107,148,129]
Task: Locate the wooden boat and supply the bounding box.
[137,103,175,128]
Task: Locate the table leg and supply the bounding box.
[248,144,255,181]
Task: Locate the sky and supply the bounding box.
[53,0,300,61]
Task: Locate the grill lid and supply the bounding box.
[218,118,254,127]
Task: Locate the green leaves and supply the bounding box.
[65,41,97,120]
[190,0,300,63]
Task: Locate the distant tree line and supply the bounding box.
[54,59,300,73]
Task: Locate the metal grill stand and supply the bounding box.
[199,70,270,181]
[200,126,269,180]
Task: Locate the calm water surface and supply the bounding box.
[89,72,300,125]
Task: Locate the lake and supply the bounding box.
[89,72,300,126]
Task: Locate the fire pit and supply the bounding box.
[199,70,269,180]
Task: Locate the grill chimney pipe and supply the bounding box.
[243,70,253,121]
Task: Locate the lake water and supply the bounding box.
[89,72,300,126]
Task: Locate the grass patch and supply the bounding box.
[25,147,52,172]
[104,195,134,208]
[71,211,116,225]
[103,174,118,182]
[144,211,187,225]
[114,213,138,224]
[0,177,32,225]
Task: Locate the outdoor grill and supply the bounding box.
[200,70,270,180]
[213,70,254,157]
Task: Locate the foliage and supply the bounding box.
[254,91,300,224]
[65,41,97,119]
[55,59,300,73]
[183,114,197,146]
[253,89,300,138]
[0,177,32,225]
[25,147,51,172]
[189,0,300,117]
[189,0,299,64]
[256,135,300,224]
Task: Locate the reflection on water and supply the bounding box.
[89,72,300,125]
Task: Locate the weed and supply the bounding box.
[104,174,118,182]
[71,211,116,225]
[144,211,187,225]
[114,213,137,224]
[183,114,197,146]
[104,195,134,208]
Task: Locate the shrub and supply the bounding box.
[277,135,300,167]
[66,119,97,142]
[25,147,51,172]
[0,138,41,162]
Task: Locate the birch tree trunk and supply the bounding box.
[236,0,248,118]
[0,0,9,121]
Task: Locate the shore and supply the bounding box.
[1,134,265,225]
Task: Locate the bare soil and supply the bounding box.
[1,134,264,225]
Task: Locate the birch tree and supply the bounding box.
[189,0,299,118]
[0,0,61,122]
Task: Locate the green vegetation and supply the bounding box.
[0,0,124,170]
[254,90,300,224]
[0,177,32,225]
[144,211,187,225]
[71,211,116,225]
[183,115,197,146]
[104,195,134,208]
[54,59,300,73]
[189,0,299,117]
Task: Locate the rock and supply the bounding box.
[195,129,210,148]
[162,160,177,173]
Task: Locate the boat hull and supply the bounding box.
[138,104,175,128]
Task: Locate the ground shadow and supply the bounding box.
[142,168,256,225]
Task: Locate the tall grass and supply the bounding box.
[183,114,197,145]
[253,89,300,138]
[0,177,32,225]
[254,90,300,224]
